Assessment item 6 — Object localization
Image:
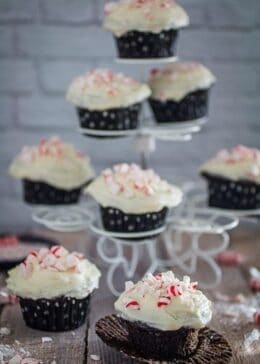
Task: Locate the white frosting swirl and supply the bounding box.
[9,136,94,190]
[66,69,151,110]
[104,0,189,37]
[200,145,260,185]
[7,246,101,300]
[115,271,212,331]
[149,62,216,102]
[85,163,182,214]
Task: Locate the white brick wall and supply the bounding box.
[0,0,259,229]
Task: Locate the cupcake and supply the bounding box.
[103,0,189,59]
[66,69,151,133]
[9,136,94,205]
[200,145,260,210]
[148,62,216,123]
[7,245,101,331]
[85,163,182,233]
[97,271,212,360]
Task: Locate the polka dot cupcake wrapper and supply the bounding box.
[100,206,169,233]
[201,173,260,210]
[23,179,84,205]
[19,295,90,332]
[115,29,178,59]
[149,89,209,123]
[77,103,141,132]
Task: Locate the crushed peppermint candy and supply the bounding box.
[41,337,53,343]
[216,251,243,267]
[102,163,171,197]
[123,271,197,310]
[19,246,85,275]
[18,136,87,163]
[216,145,260,164]
[90,354,101,361]
[0,327,11,336]
[253,311,260,325]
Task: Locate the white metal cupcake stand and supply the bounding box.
[31,57,260,295]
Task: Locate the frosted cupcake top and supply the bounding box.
[85,163,182,214]
[200,145,260,184]
[9,136,94,190]
[66,69,151,110]
[149,62,216,102]
[7,245,101,299]
[104,0,189,37]
[115,271,212,331]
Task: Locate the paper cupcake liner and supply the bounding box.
[115,29,178,58]
[96,315,233,363]
[100,206,169,233]
[149,89,209,123]
[23,179,84,205]
[19,295,90,332]
[119,317,198,359]
[201,172,260,210]
[77,103,141,131]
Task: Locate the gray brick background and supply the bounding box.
[0,0,259,230]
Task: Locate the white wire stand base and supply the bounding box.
[88,207,239,296]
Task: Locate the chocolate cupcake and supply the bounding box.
[97,271,212,360]
[85,163,182,233]
[148,62,216,123]
[200,145,260,210]
[8,136,94,205]
[66,69,151,133]
[103,0,189,59]
[7,245,101,332]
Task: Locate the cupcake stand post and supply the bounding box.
[30,56,244,296]
[30,42,257,298]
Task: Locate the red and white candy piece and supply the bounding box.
[253,311,260,325]
[157,296,171,308]
[50,245,67,258]
[168,284,183,297]
[125,300,140,310]
[249,278,260,292]
[216,251,243,266]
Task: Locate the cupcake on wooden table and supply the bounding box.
[7,245,101,331]
[104,0,189,58]
[200,145,260,210]
[85,163,182,233]
[8,136,93,205]
[96,271,212,360]
[148,62,216,123]
[66,69,151,133]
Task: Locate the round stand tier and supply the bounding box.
[115,56,178,65]
[78,117,207,139]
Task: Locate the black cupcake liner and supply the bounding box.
[23,179,85,205]
[115,30,178,59]
[77,103,141,132]
[19,295,90,332]
[201,172,260,210]
[96,315,233,363]
[149,89,209,123]
[119,317,198,359]
[100,206,168,233]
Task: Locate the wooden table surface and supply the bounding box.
[0,223,260,364]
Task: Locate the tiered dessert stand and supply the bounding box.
[30,22,260,297]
